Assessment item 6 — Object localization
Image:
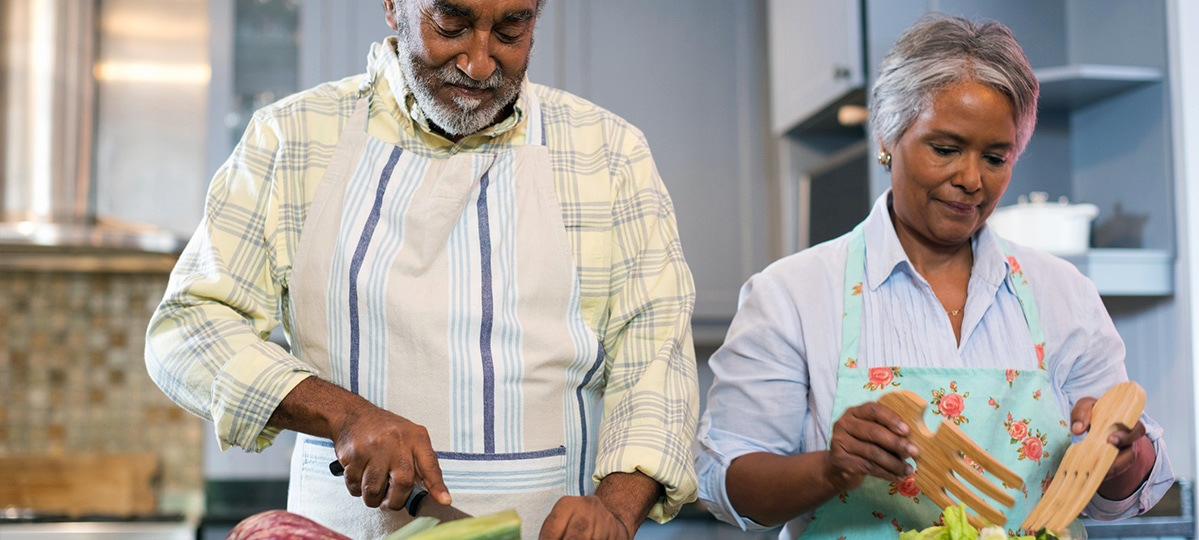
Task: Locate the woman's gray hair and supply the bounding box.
[870,13,1039,158]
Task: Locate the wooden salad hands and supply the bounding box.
[1020,381,1146,535]
[879,390,1023,530]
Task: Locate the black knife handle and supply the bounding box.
[328,458,428,517]
[405,488,429,516]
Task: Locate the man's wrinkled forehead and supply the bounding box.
[413,0,540,19]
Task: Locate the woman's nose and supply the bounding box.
[458,31,497,81]
[954,157,984,191]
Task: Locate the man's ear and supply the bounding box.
[383,0,400,32]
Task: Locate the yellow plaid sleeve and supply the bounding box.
[145,83,357,451]
[537,85,700,522]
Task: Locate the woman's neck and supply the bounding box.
[890,212,974,279]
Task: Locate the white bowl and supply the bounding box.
[987,192,1098,256]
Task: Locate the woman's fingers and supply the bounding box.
[828,403,916,485]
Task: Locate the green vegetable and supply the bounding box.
[405,509,521,540]
[897,505,1041,540]
[383,517,441,540]
[1035,529,1060,540]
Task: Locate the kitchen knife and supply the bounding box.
[328,459,473,522]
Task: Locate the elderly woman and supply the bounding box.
[695,13,1173,539]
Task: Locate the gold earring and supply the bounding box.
[877,152,892,167]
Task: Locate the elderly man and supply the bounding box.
[145,0,699,538]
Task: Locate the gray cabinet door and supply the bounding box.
[767,0,864,134]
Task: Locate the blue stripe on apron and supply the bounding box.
[349,146,403,394]
[477,171,497,453]
[575,346,605,493]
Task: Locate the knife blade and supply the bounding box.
[328,459,473,521]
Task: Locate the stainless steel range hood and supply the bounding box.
[1,0,185,258]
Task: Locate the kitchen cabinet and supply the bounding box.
[766,0,864,135]
[770,0,1194,481]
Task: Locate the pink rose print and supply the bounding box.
[1007,256,1023,276]
[931,382,969,425]
[1005,369,1018,387]
[872,511,886,520]
[940,393,965,418]
[891,519,903,532]
[988,397,999,409]
[1007,419,1028,441]
[1041,472,1054,495]
[1033,389,1042,400]
[897,475,921,499]
[1018,432,1050,463]
[1035,343,1046,370]
[864,366,901,391]
[852,282,862,296]
[845,357,857,368]
[962,456,984,475]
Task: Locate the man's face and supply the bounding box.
[385,0,536,138]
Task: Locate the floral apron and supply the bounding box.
[801,225,1083,539]
[284,89,605,540]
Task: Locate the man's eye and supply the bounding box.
[436,25,467,37]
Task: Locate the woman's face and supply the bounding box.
[887,80,1018,249]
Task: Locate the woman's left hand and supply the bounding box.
[1069,397,1154,499]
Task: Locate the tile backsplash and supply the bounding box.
[0,269,203,516]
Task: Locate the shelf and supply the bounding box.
[1063,248,1172,296]
[1035,64,1163,112]
[783,87,866,140]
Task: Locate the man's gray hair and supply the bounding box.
[870,13,1039,158]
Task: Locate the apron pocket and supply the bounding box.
[436,446,568,537]
[289,435,406,539]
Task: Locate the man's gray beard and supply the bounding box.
[395,34,522,137]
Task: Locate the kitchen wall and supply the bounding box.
[0,269,203,516]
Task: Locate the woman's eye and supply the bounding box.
[932,145,956,156]
[985,154,1008,166]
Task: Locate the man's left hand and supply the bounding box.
[539,495,631,540]
[539,471,661,540]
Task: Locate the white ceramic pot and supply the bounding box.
[986,192,1099,256]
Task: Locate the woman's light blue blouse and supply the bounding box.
[695,193,1174,538]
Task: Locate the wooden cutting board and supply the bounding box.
[0,452,159,517]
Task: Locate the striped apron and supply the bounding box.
[284,91,605,540]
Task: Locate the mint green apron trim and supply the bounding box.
[800,226,1081,539]
[838,223,868,369]
[995,236,1047,368]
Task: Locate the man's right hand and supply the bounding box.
[269,376,451,510]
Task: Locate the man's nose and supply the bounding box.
[457,30,497,81]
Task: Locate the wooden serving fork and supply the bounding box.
[1020,381,1146,535]
[879,390,1024,530]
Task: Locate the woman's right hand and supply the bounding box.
[825,402,919,492]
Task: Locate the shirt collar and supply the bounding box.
[366,38,529,142]
[861,189,1012,292]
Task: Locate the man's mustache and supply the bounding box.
[436,64,504,90]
